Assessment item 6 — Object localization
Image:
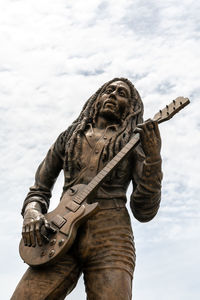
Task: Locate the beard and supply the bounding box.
[98,106,121,123]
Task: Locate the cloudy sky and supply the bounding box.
[0,0,200,299]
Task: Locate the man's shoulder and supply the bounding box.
[53,129,69,154]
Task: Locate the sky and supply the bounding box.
[0,0,200,299]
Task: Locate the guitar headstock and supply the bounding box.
[153,97,190,124]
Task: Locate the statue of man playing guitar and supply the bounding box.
[12,77,162,300]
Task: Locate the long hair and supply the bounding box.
[63,78,144,176]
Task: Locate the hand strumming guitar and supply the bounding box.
[22,202,55,247]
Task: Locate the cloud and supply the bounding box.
[1,0,200,299]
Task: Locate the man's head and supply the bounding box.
[92,78,143,126]
[96,80,132,123]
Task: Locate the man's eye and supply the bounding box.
[105,89,112,94]
[119,91,125,97]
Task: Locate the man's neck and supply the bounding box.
[95,116,119,129]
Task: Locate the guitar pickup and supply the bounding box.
[65,201,80,212]
[51,214,66,228]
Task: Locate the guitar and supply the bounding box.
[19,96,190,267]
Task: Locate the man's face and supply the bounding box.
[97,81,131,123]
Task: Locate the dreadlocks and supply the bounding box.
[63,77,144,176]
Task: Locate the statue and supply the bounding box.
[11,78,162,299]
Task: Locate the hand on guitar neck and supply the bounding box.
[134,119,162,163]
[22,202,56,247]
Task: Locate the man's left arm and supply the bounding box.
[130,120,163,222]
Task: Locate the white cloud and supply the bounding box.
[0,0,200,299]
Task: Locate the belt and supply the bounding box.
[93,199,126,210]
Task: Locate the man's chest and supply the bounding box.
[79,126,115,179]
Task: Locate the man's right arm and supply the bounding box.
[21,131,66,246]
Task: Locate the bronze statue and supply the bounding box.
[12,78,163,300]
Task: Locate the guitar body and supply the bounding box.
[19,184,99,267]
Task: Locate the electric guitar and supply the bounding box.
[19,96,190,267]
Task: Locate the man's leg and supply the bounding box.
[78,207,135,300]
[11,250,81,300]
[84,268,133,300]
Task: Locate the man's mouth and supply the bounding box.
[103,100,116,109]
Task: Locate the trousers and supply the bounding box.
[11,207,135,300]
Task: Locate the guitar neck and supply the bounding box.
[72,96,190,205]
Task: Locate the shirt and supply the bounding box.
[22,123,162,222]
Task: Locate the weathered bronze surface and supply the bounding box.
[12,78,163,299]
[18,96,189,268]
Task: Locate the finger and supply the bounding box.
[44,220,57,233]
[134,127,145,144]
[29,222,36,247]
[134,125,145,135]
[48,226,57,234]
[41,220,50,243]
[144,119,156,135]
[146,121,154,131]
[137,122,149,137]
[35,221,43,247]
[41,233,49,244]
[25,224,31,247]
[44,219,50,229]
[22,225,27,246]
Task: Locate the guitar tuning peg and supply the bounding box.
[173,107,176,110]
[159,110,162,114]
[166,105,169,109]
[173,100,176,104]
[167,111,169,115]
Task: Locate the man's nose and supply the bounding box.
[109,90,117,98]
